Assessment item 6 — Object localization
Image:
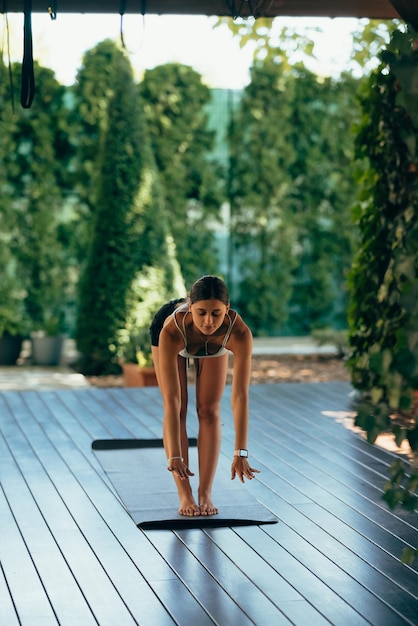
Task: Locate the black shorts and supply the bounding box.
[149,298,186,346]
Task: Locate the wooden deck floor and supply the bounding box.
[1,381,417,625]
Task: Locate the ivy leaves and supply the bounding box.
[348,26,418,557]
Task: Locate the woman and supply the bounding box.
[150,275,260,517]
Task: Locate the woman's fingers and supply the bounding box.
[231,459,260,482]
[167,460,194,479]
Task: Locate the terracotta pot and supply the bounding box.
[122,363,158,387]
[412,390,418,412]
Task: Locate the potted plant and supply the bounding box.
[0,317,27,366]
[22,258,71,366]
[118,327,158,387]
[0,269,29,365]
[30,314,67,366]
[23,253,72,367]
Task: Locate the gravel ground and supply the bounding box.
[246,354,350,384]
[86,354,350,387]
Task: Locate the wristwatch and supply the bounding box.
[234,449,248,458]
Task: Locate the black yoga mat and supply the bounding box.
[92,438,278,529]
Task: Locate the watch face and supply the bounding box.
[240,450,248,457]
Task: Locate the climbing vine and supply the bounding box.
[347,25,418,558]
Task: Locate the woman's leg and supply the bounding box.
[152,347,199,516]
[195,353,229,515]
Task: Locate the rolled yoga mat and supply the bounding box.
[92,438,278,529]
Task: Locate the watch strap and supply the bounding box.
[234,449,248,458]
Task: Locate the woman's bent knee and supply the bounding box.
[197,405,220,423]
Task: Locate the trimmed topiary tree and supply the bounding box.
[76,47,182,375]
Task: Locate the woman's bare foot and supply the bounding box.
[198,491,218,516]
[178,494,200,517]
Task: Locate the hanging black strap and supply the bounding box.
[119,0,127,49]
[21,0,35,108]
[48,1,58,20]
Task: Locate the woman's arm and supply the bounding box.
[158,322,184,460]
[228,317,260,482]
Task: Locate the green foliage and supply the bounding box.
[68,40,137,290]
[117,326,153,367]
[117,264,184,366]
[228,57,358,334]
[382,458,418,513]
[217,17,397,77]
[0,61,75,334]
[75,46,183,375]
[381,456,418,565]
[285,69,359,333]
[347,26,418,563]
[227,58,297,332]
[349,19,399,72]
[76,47,150,374]
[0,253,29,337]
[0,67,28,336]
[215,17,318,68]
[138,63,223,286]
[311,328,349,359]
[70,40,125,216]
[401,546,418,566]
[214,18,400,337]
[347,25,418,447]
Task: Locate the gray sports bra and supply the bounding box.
[173,304,237,358]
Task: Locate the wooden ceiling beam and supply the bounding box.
[0,1,401,19]
[389,0,418,29]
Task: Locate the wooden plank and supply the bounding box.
[2,392,178,625]
[241,523,413,626]
[108,387,197,440]
[147,528,295,625]
[149,578,227,626]
[218,385,418,623]
[90,387,161,439]
[54,388,130,441]
[208,519,384,624]
[0,475,58,626]
[244,405,418,538]
[0,560,20,626]
[247,383,410,494]
[0,393,140,626]
[176,526,344,626]
[208,524,381,625]
[1,382,417,625]
[249,410,418,549]
[259,381,401,466]
[249,385,418,533]
[268,504,417,622]
[121,384,418,624]
[90,380,416,619]
[33,390,119,491]
[15,390,214,625]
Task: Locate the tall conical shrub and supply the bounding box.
[76,47,182,375]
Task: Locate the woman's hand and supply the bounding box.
[167,456,195,480]
[231,457,260,483]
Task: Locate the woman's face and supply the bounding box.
[190,299,230,336]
